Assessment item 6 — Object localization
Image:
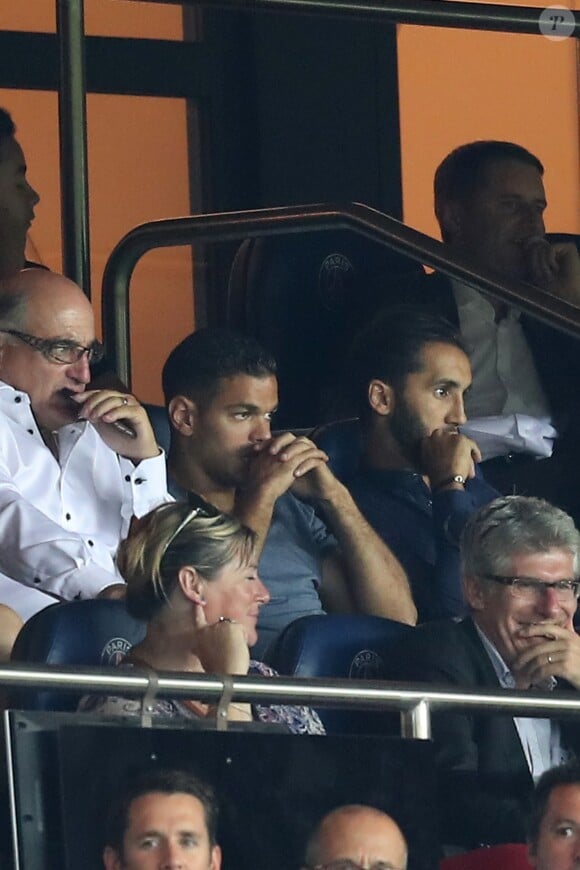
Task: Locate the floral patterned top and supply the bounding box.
[78,659,325,736]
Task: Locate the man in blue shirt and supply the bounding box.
[345,307,498,620]
[162,328,415,658]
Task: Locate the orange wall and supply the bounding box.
[397,0,580,243]
[2,2,578,403]
[0,2,193,404]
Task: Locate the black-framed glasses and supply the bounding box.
[0,329,105,365]
[302,862,403,870]
[483,574,580,602]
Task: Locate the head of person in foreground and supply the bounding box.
[103,767,221,870]
[120,501,270,672]
[301,803,408,870]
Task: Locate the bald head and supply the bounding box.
[0,268,93,329]
[304,804,407,870]
[0,269,96,430]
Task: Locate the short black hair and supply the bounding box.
[434,140,544,241]
[162,327,277,407]
[347,305,465,417]
[104,767,219,857]
[0,108,15,147]
[528,760,580,848]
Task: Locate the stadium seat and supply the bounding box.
[10,599,146,711]
[264,613,413,735]
[144,403,171,455]
[440,843,533,870]
[227,230,423,428]
[545,231,580,252]
[311,417,362,483]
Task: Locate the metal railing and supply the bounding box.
[56,0,578,294]
[148,0,579,35]
[101,201,580,385]
[4,661,580,739]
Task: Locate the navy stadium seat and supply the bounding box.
[10,599,146,711]
[144,403,171,455]
[311,417,362,483]
[264,613,413,735]
[227,230,423,428]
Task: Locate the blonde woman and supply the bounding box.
[79,502,324,734]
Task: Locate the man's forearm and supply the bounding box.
[233,489,277,559]
[321,481,417,624]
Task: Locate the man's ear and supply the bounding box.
[102,846,122,870]
[177,565,206,606]
[463,574,486,611]
[368,379,394,417]
[211,844,223,870]
[437,199,464,244]
[168,395,196,436]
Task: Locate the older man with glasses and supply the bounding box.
[0,268,169,620]
[392,494,580,851]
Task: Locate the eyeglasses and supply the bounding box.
[483,574,580,603]
[303,862,403,870]
[0,329,105,365]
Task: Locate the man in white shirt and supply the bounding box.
[399,141,580,514]
[392,495,580,848]
[0,268,169,619]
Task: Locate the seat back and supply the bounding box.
[545,231,580,252]
[227,231,423,428]
[10,599,146,711]
[144,403,171,455]
[440,843,533,870]
[311,418,363,483]
[264,614,413,734]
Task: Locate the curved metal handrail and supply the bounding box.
[102,201,580,385]
[173,0,579,36]
[4,661,580,740]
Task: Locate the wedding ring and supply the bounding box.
[121,397,129,405]
[218,616,235,624]
[547,654,553,664]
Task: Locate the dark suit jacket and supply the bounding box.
[391,617,578,848]
[393,271,580,437]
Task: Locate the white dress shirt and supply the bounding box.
[453,281,551,418]
[0,381,169,610]
[453,281,556,460]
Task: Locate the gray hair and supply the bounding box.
[461,495,580,579]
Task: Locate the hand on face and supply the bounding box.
[72,390,159,460]
[243,432,329,501]
[523,238,580,304]
[192,603,250,676]
[421,428,481,490]
[511,622,580,689]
